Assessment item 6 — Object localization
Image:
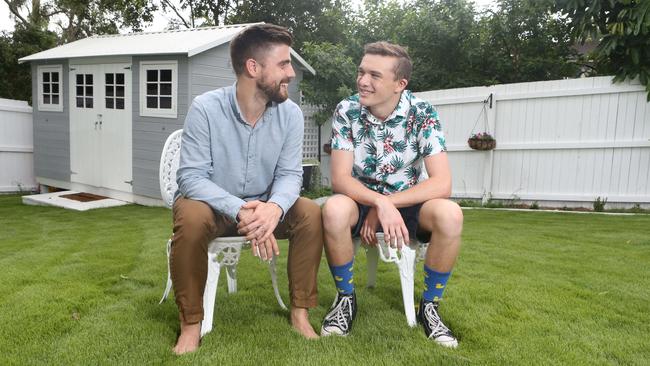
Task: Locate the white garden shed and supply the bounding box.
[19,23,316,204]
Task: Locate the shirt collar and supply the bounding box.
[360,90,412,125]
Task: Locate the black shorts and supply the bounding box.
[351,202,432,243]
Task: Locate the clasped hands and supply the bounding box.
[360,198,410,250]
[237,200,282,261]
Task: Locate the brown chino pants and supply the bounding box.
[170,197,323,324]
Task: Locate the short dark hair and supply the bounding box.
[363,41,412,81]
[230,24,293,76]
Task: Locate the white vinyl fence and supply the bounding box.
[0,98,37,193]
[319,76,650,207]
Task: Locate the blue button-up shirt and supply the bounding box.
[174,84,303,222]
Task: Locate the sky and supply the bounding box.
[1,0,497,34]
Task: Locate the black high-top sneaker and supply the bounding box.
[417,298,458,348]
[321,292,357,336]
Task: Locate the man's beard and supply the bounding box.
[257,75,290,103]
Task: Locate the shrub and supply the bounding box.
[593,196,607,212]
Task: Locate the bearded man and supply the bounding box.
[170,24,323,354]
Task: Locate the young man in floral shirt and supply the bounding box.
[320,42,463,348]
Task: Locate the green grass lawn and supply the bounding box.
[1,194,649,365]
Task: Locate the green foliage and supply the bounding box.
[555,0,650,100]
[300,164,332,199]
[0,25,57,102]
[530,201,540,209]
[226,0,350,50]
[1,0,156,101]
[593,196,608,212]
[6,0,156,42]
[631,203,643,213]
[300,42,357,125]
[479,0,581,84]
[301,185,332,200]
[300,0,581,123]
[469,132,495,141]
[457,199,482,207]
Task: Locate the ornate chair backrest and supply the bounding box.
[159,129,183,209]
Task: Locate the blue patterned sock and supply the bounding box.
[329,260,355,295]
[423,265,451,302]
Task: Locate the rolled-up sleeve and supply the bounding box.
[330,101,354,151]
[268,106,303,220]
[418,105,447,158]
[176,99,245,221]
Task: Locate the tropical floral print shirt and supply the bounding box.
[330,90,447,195]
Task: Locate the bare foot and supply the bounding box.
[172,321,201,355]
[290,306,319,339]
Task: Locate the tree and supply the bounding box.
[226,0,350,50]
[159,0,239,29]
[0,25,57,101]
[1,0,156,101]
[4,0,157,42]
[345,0,487,91]
[399,0,486,90]
[300,42,357,125]
[555,0,650,100]
[159,0,351,50]
[478,0,580,85]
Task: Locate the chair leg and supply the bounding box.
[397,245,418,327]
[201,253,221,337]
[269,255,288,310]
[159,239,173,304]
[365,246,379,288]
[225,265,237,293]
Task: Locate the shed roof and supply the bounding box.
[19,23,315,74]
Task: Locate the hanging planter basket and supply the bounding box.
[468,94,496,151]
[468,135,496,150]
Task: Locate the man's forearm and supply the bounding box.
[177,172,245,222]
[388,176,451,208]
[332,174,387,207]
[333,173,451,209]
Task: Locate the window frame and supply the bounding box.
[74,72,95,109]
[104,71,126,110]
[37,65,63,112]
[139,61,178,118]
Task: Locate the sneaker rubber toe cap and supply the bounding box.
[433,335,458,348]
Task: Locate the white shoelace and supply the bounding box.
[324,295,353,331]
[424,303,452,338]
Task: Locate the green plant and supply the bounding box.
[457,199,482,207]
[468,132,495,141]
[630,203,643,214]
[301,165,332,199]
[593,196,608,212]
[530,201,539,210]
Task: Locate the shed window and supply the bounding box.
[139,61,177,118]
[75,74,94,108]
[37,65,63,112]
[105,72,125,110]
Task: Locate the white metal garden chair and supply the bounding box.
[354,233,428,327]
[158,129,287,337]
